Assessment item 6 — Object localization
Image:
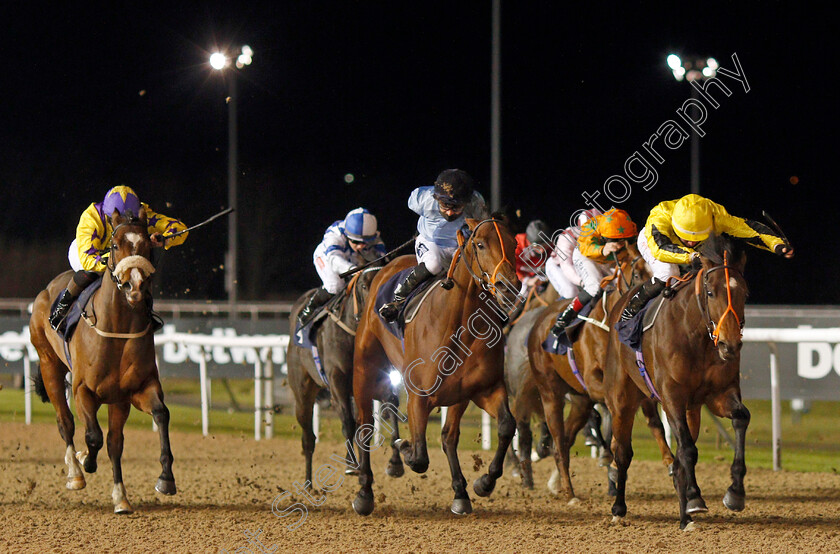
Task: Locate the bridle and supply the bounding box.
[105,220,154,293]
[455,218,515,296]
[693,251,745,345]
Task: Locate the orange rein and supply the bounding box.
[693,251,741,345]
[445,219,514,296]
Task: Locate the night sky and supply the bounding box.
[1,3,831,304]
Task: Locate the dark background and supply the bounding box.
[1,2,831,304]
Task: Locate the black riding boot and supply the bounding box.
[549,303,580,338]
[147,296,164,333]
[379,263,433,322]
[298,287,334,327]
[620,278,666,321]
[49,289,76,331]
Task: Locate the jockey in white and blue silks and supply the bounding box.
[298,207,386,326]
[379,168,488,322]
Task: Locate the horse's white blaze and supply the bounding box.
[124,232,143,249]
[729,277,738,288]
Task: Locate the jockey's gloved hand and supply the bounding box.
[150,233,165,247]
[689,251,703,270]
[774,243,795,259]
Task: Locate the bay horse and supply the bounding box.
[29,210,175,514]
[527,240,674,502]
[603,234,749,530]
[352,217,519,516]
[286,265,404,486]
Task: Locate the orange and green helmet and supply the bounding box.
[598,208,637,239]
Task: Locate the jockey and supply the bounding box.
[621,193,794,321]
[550,208,637,337]
[379,168,488,322]
[298,207,386,326]
[49,185,188,330]
[544,209,602,299]
[515,219,552,297]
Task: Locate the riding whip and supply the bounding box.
[761,210,793,250]
[164,207,235,241]
[339,235,417,280]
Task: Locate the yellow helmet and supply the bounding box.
[671,194,714,242]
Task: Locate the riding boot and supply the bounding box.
[620,278,666,321]
[298,287,334,327]
[49,289,76,331]
[549,303,580,338]
[379,263,433,323]
[147,296,164,333]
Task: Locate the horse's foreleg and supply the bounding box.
[607,398,637,519]
[708,392,750,512]
[666,406,704,530]
[640,397,674,473]
[515,420,534,489]
[441,400,471,514]
[131,380,176,495]
[537,385,575,502]
[471,384,515,499]
[400,393,432,474]
[564,394,594,452]
[384,391,405,478]
[74,386,103,474]
[107,401,133,514]
[536,420,553,458]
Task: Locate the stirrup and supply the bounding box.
[379,301,400,322]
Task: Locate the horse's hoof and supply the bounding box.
[451,498,473,515]
[682,521,697,532]
[386,462,404,478]
[668,463,675,476]
[352,492,375,516]
[598,455,611,468]
[686,497,708,514]
[547,469,561,495]
[723,490,745,512]
[66,476,86,490]
[567,497,581,507]
[610,515,624,524]
[522,478,534,490]
[114,500,134,515]
[473,474,496,497]
[345,468,361,476]
[531,450,542,463]
[155,478,177,496]
[510,466,521,479]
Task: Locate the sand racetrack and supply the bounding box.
[1,422,839,553]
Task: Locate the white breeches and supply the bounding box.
[572,247,611,296]
[68,239,83,272]
[637,227,680,283]
[545,260,580,299]
[415,235,457,274]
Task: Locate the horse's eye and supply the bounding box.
[476,242,485,250]
[707,290,714,297]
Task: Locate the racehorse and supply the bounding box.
[29,210,175,514]
[503,285,557,488]
[527,240,674,503]
[286,265,404,486]
[351,217,520,516]
[603,234,749,530]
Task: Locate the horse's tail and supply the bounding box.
[31,364,52,404]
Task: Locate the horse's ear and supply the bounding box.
[111,210,123,226]
[465,218,479,230]
[138,206,147,222]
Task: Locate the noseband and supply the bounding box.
[105,221,155,292]
[693,251,744,345]
[457,218,514,296]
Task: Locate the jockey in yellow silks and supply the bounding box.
[620,193,794,321]
[549,208,637,337]
[49,185,188,330]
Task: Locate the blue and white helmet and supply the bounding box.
[343,207,378,242]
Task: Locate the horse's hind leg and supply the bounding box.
[294,377,320,484]
[382,391,405,478]
[441,400,472,514]
[106,401,134,514]
[639,397,674,474]
[131,380,176,495]
[471,384,516,499]
[515,419,534,489]
[39,358,85,490]
[74,385,103,474]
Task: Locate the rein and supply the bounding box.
[693,251,744,345]
[445,218,514,296]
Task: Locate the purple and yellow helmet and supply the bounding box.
[103,186,141,218]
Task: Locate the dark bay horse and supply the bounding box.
[29,210,175,514]
[528,241,674,503]
[287,265,403,486]
[352,217,520,516]
[604,235,749,530]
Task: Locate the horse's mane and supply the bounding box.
[699,233,743,265]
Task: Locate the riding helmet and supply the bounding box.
[671,194,714,243]
[103,186,141,218]
[343,207,379,242]
[433,169,474,207]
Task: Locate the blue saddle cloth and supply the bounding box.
[614,303,653,352]
[374,267,437,341]
[52,278,103,343]
[541,301,595,355]
[292,289,346,349]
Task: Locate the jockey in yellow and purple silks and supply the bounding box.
[620,193,794,321]
[550,208,637,337]
[49,185,188,330]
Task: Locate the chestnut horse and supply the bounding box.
[528,240,674,502]
[29,210,175,514]
[604,234,749,530]
[352,217,519,516]
[287,265,404,485]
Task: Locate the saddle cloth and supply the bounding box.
[614,294,666,352]
[540,300,595,355]
[374,266,442,341]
